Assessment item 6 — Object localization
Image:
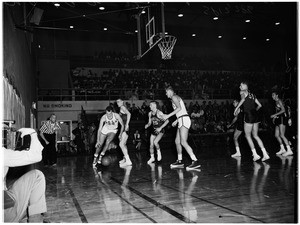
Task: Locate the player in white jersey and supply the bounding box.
[93,106,124,167]
[162,86,201,170]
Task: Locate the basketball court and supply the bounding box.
[41,138,296,223]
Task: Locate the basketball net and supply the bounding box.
[158,35,177,60]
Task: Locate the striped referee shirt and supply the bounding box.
[40,120,61,134]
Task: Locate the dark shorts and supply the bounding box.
[151,127,165,136]
[244,110,260,124]
[236,119,244,131]
[274,115,287,126]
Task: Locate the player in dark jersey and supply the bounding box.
[227,99,244,157]
[234,82,270,162]
[144,101,169,164]
[270,90,293,156]
[116,99,132,167]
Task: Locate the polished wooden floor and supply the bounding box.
[41,140,296,223]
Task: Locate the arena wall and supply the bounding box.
[37,99,268,127]
[3,5,37,127]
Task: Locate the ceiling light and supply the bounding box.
[135,30,138,33]
[38,45,41,48]
[243,37,247,40]
[83,15,86,17]
[245,19,250,23]
[165,32,168,35]
[99,6,105,10]
[266,38,270,41]
[275,22,280,25]
[192,34,196,37]
[54,3,60,7]
[141,10,146,14]
[218,35,222,39]
[213,17,218,20]
[103,28,107,31]
[178,14,183,17]
[70,26,74,29]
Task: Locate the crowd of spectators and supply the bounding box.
[71,67,285,100]
[187,100,231,134]
[71,50,285,72]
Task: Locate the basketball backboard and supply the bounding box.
[135,3,166,59]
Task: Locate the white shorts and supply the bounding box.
[101,126,117,135]
[177,115,191,129]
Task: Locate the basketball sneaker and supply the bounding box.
[186,160,201,170]
[119,158,126,164]
[231,152,241,157]
[120,160,132,167]
[276,149,286,155]
[253,154,261,162]
[92,155,98,167]
[282,149,293,157]
[147,157,155,164]
[262,154,270,162]
[170,160,184,168]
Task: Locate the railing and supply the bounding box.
[37,88,238,101]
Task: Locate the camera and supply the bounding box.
[2,128,30,151]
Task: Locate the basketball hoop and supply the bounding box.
[158,35,177,60]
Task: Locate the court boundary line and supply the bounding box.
[66,183,88,223]
[96,174,157,223]
[110,176,196,223]
[140,176,266,223]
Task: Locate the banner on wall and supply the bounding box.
[2,77,25,128]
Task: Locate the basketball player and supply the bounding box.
[162,86,201,170]
[234,82,269,161]
[270,90,293,156]
[227,99,244,157]
[116,98,132,167]
[93,106,124,167]
[144,101,169,164]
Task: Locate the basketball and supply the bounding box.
[101,156,111,166]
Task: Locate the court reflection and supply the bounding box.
[93,167,123,221]
[147,163,168,219]
[173,168,201,222]
[277,155,294,193]
[250,162,270,205]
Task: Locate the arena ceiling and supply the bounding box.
[7,2,298,49]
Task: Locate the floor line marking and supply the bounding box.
[110,177,196,223]
[99,178,157,223]
[66,183,88,223]
[141,176,265,223]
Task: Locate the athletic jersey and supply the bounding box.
[243,92,259,123]
[236,107,244,122]
[235,107,244,131]
[103,113,118,130]
[275,100,286,116]
[150,110,165,135]
[119,106,128,125]
[274,100,287,125]
[172,96,188,118]
[151,110,164,129]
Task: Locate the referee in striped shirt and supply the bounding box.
[39,114,61,166]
